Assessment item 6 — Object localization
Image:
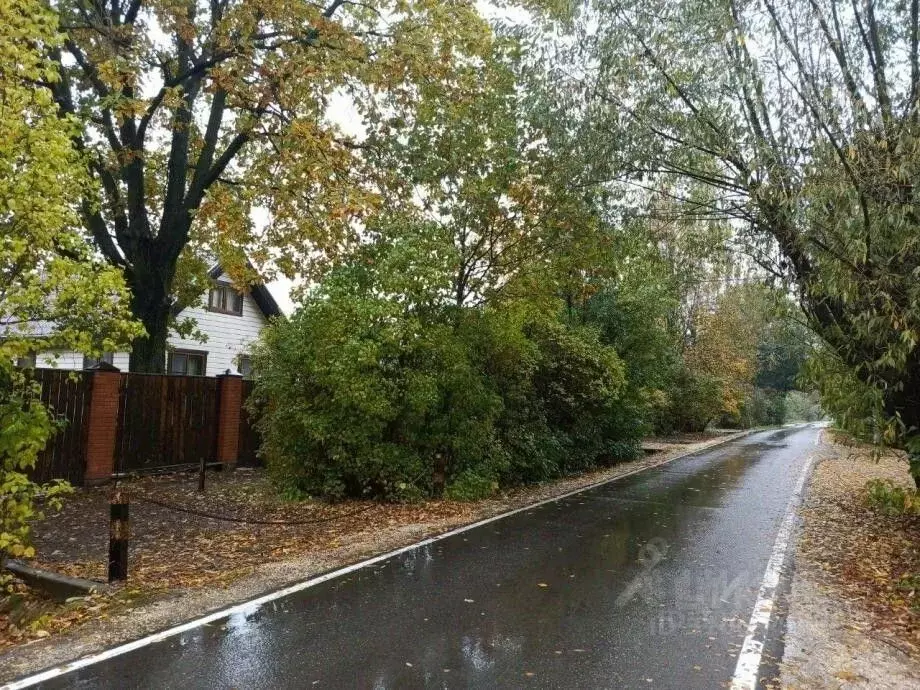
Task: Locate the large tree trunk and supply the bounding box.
[128,308,169,373]
[125,253,177,373]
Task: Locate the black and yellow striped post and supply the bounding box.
[108,489,129,582]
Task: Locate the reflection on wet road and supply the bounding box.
[38,426,818,689]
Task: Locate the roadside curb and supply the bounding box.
[2,560,108,602]
[2,427,759,689]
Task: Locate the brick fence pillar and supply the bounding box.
[83,363,122,484]
[216,371,243,469]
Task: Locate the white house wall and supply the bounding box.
[34,275,269,376]
[166,286,267,377]
[36,352,130,370]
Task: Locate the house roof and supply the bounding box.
[206,264,284,319]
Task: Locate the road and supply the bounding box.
[20,426,818,689]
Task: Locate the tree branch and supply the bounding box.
[807,0,869,119]
[909,0,919,121]
[850,0,892,128]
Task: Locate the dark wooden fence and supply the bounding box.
[28,369,92,485]
[113,373,220,474]
[25,369,262,484]
[237,379,262,467]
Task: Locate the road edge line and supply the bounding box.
[730,444,817,689]
[4,429,757,690]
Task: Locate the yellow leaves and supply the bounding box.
[1,0,139,565]
[0,0,138,344]
[160,87,186,111]
[0,538,34,559]
[684,286,762,416]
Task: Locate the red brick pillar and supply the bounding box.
[216,371,243,469]
[84,363,122,484]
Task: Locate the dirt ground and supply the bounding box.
[781,430,920,688]
[0,431,739,680]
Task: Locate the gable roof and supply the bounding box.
[206,265,284,319]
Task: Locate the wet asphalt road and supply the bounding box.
[35,425,818,689]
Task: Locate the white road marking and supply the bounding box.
[730,446,816,690]
[2,430,758,690]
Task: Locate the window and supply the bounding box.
[83,352,114,369]
[208,284,243,315]
[237,354,253,378]
[167,350,207,376]
[15,352,36,368]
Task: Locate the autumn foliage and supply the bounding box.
[1,0,139,563]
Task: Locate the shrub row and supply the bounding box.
[250,298,641,501]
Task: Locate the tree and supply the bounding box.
[46,0,494,371]
[250,227,632,500]
[582,0,920,481]
[684,286,761,425]
[1,0,140,562]
[365,35,606,313]
[249,42,641,500]
[756,310,813,393]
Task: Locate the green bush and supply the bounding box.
[465,309,640,485]
[251,285,641,501]
[1,365,73,564]
[865,479,920,517]
[250,294,503,501]
[655,367,723,433]
[524,318,633,471]
[445,470,498,501]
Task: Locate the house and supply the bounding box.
[25,266,284,376]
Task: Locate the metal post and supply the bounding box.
[108,489,129,582]
[432,452,446,498]
[198,455,206,493]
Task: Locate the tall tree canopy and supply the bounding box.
[364,36,607,312]
[46,0,494,371]
[580,0,920,478]
[1,0,140,560]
